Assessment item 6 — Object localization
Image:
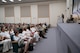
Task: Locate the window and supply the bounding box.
[38,5,49,18]
[5,6,14,17]
[20,6,31,17]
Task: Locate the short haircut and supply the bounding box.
[1,26,4,31]
[19,28,23,33]
[14,29,19,35]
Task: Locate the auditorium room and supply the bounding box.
[0,0,80,53]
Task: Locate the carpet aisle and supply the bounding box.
[30,28,57,53]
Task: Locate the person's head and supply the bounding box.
[19,28,23,33]
[27,27,30,30]
[14,29,19,36]
[5,27,9,31]
[62,14,64,19]
[9,28,12,31]
[70,15,73,18]
[1,26,5,32]
[70,15,74,21]
[23,28,26,31]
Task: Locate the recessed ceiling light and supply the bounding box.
[2,0,7,3]
[9,0,14,2]
[18,0,21,1]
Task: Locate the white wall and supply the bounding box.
[0,7,5,23]
[66,0,73,18]
[31,5,38,24]
[50,2,66,26]
[14,6,20,23]
[0,1,66,27]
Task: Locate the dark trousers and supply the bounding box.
[39,31,45,38]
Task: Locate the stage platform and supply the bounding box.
[57,23,80,53]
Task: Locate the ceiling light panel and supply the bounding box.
[2,0,7,3]
[9,0,14,2]
[18,0,21,1]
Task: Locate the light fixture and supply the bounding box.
[9,0,14,2]
[2,0,7,3]
[18,0,21,1]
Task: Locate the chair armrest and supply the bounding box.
[12,41,18,43]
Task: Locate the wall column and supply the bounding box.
[14,6,20,23]
[31,5,38,24]
[66,0,73,18]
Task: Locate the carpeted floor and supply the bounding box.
[4,28,63,53]
[30,28,57,53]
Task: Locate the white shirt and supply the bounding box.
[26,29,31,36]
[13,35,24,46]
[13,35,20,41]
[18,33,24,37]
[22,30,31,37]
[10,30,14,35]
[0,31,11,52]
[0,31,10,38]
[5,31,10,38]
[22,31,27,35]
[30,27,36,33]
[42,24,46,29]
[18,33,27,39]
[0,32,6,37]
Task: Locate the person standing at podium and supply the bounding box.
[62,14,64,23]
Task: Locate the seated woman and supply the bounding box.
[0,26,11,52]
[22,28,33,43]
[9,28,14,35]
[13,29,29,53]
[30,26,40,42]
[18,28,29,53]
[21,27,34,51]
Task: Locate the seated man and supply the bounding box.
[42,23,47,33]
[38,24,47,39]
[13,29,28,53]
[66,15,75,23]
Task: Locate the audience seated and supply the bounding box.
[12,29,29,53]
[0,23,49,53]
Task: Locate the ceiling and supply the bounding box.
[0,0,65,5]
